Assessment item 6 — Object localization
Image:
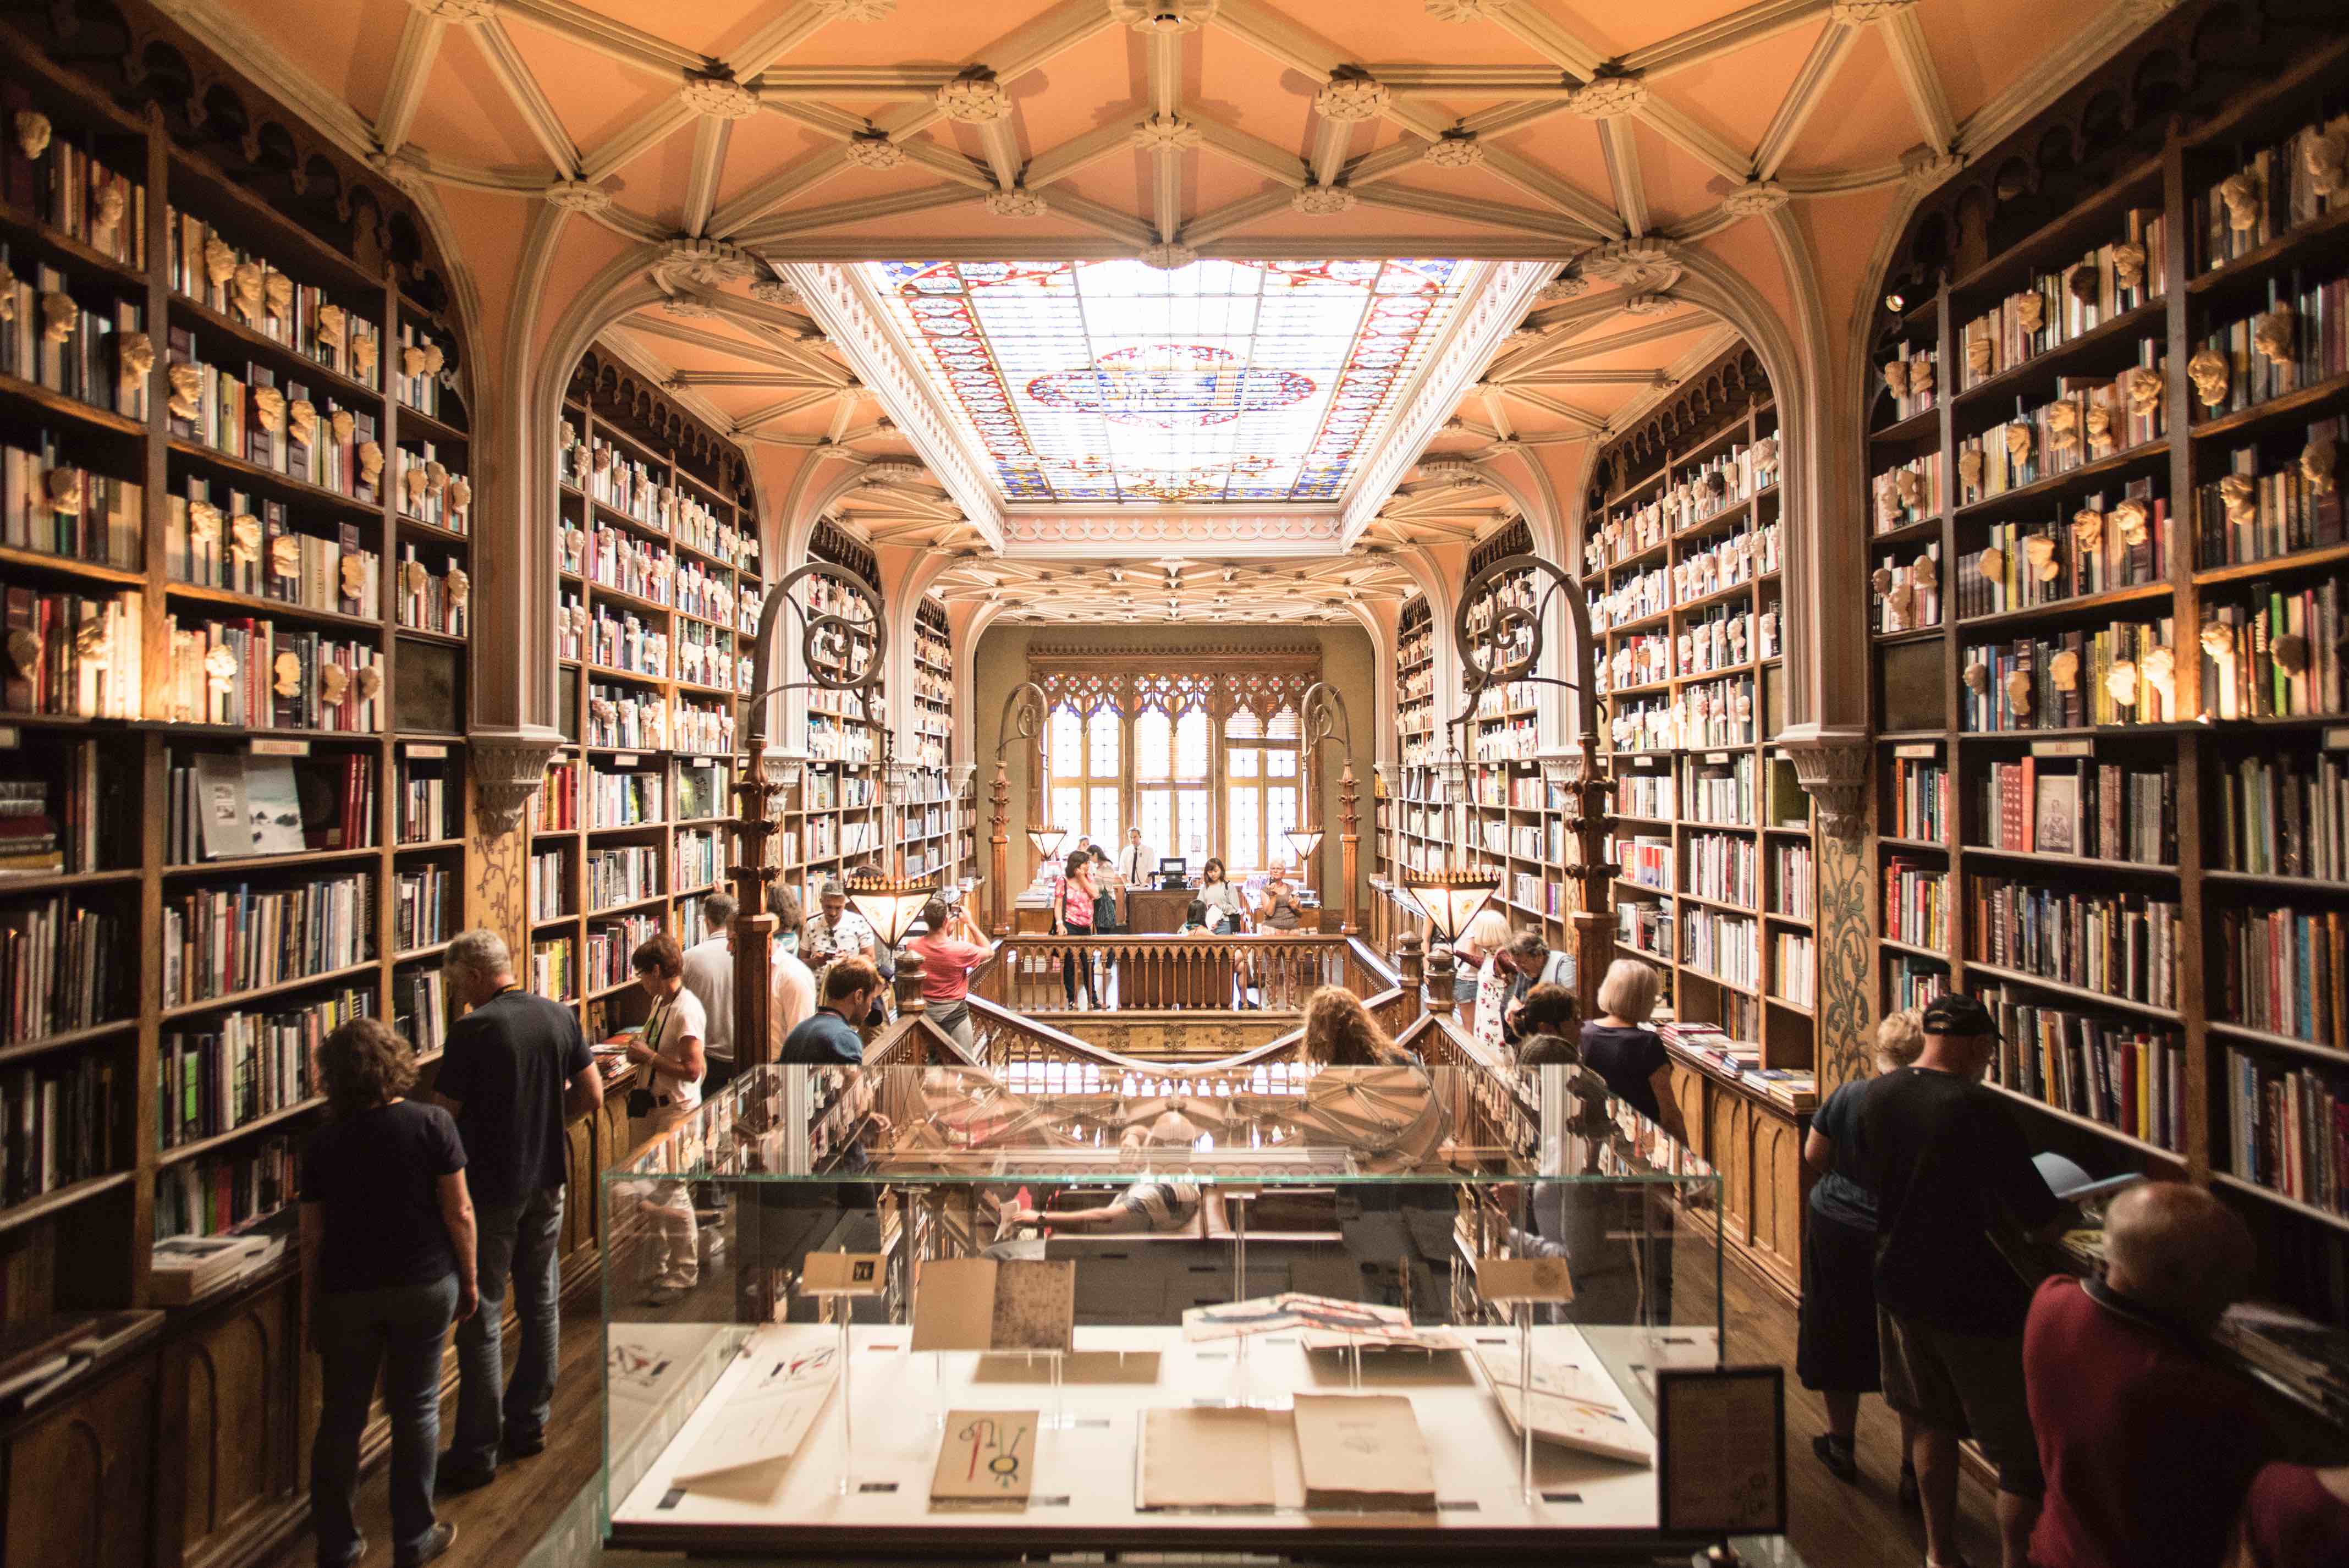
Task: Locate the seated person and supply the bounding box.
[1257,873,1303,932]
[1174,898,1214,936]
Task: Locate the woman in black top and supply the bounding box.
[1578,958,1693,1146]
[300,1017,478,1568]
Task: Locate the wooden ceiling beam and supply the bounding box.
[1502,386,1611,432]
[1754,18,1858,179]
[1190,115,1310,188]
[375,13,444,157]
[1049,190,1161,250]
[1880,5,1957,153]
[735,182,975,243]
[1619,0,1833,80]
[679,115,731,238]
[1025,120,1140,189]
[1178,189,1294,247]
[470,19,580,176]
[580,102,697,186]
[497,0,707,78]
[1598,119,1648,238]
[707,145,854,239]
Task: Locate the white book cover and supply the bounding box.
[244,759,307,856]
[192,752,256,860]
[669,1343,839,1486]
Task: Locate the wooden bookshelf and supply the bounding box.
[1577,348,1819,1297]
[1863,30,2349,1313]
[0,29,477,1317]
[543,347,759,1040]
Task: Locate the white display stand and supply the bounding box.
[612,1321,1709,1545]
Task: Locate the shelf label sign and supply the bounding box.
[250,738,310,757]
[2029,739,2093,758]
[405,743,449,760]
[1893,742,1939,760]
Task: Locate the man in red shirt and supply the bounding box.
[2024,1181,2268,1568]
[902,895,994,1052]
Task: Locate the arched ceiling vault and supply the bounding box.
[180,0,2172,621]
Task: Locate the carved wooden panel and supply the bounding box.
[563,1114,597,1259]
[1747,1108,1806,1295]
[1669,1068,1707,1167]
[166,1275,301,1567]
[4,1354,155,1568]
[1709,1090,1752,1247]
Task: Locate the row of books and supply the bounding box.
[1877,340,1938,424]
[392,863,451,954]
[1595,563,1669,630]
[1,433,142,569]
[1966,874,2182,1009]
[166,487,377,613]
[675,828,722,895]
[0,585,142,719]
[1961,618,2176,731]
[1687,754,1754,827]
[1883,856,1948,950]
[0,895,119,1046]
[398,757,458,844]
[2225,1049,2345,1223]
[0,742,119,876]
[530,933,577,1004]
[0,256,145,418]
[1887,953,1949,1012]
[1876,544,1939,633]
[166,207,381,387]
[1978,757,2176,865]
[0,1055,119,1208]
[2196,420,2348,568]
[674,557,736,626]
[2196,274,2349,423]
[1980,983,2186,1153]
[1956,349,2168,505]
[1618,899,1673,960]
[157,986,367,1149]
[586,525,673,606]
[537,760,580,833]
[586,845,661,911]
[2218,904,2346,1049]
[2216,750,2349,882]
[395,962,448,1057]
[392,321,451,420]
[393,443,469,533]
[1889,755,1947,841]
[395,544,467,636]
[1676,674,1754,749]
[166,751,373,864]
[675,618,738,691]
[1955,491,2171,620]
[1872,449,1942,533]
[529,848,567,922]
[163,615,381,732]
[584,912,661,995]
[1774,931,1814,1008]
[0,90,145,266]
[2196,118,2349,272]
[1955,207,2166,390]
[1772,840,1814,921]
[2199,575,2344,722]
[1615,771,1674,821]
[153,1133,294,1241]
[167,329,382,501]
[159,870,373,1009]
[1683,830,1756,908]
[1680,906,1758,990]
[590,608,667,678]
[587,768,663,830]
[1680,607,1756,679]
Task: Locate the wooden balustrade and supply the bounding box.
[967,995,1305,1083]
[978,933,1351,1014]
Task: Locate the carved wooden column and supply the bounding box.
[1396,932,1424,1025]
[896,943,928,1019]
[730,768,780,1071]
[1424,943,1456,1022]
[1338,761,1360,936]
[989,757,1012,936]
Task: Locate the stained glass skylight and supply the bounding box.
[860,258,1477,505]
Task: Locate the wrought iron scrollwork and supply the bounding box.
[741,560,887,757]
[1449,551,1589,737]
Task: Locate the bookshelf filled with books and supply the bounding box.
[0,37,474,1315]
[1577,349,1819,1296]
[1864,37,2349,1306]
[546,349,758,1043]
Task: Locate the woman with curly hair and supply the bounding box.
[300,1017,478,1568]
[1300,986,1417,1068]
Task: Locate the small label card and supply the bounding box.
[1476,1255,1576,1304]
[800,1251,887,1297]
[931,1410,1037,1511]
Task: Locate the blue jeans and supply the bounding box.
[312,1274,458,1567]
[450,1186,565,1472]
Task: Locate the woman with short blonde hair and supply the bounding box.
[1595,958,1662,1025]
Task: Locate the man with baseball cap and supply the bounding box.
[1854,992,2067,1568]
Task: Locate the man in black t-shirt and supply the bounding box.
[1854,993,2066,1568]
[431,929,603,1490]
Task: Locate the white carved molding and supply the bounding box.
[1721,179,1792,216]
[1132,113,1202,152]
[470,728,565,835]
[1138,240,1200,269]
[1566,73,1650,120]
[678,73,761,119]
[937,73,1015,123]
[843,133,905,169]
[541,177,613,213]
[1313,75,1391,123]
[1776,730,1872,840]
[1423,133,1486,168]
[1109,0,1219,30]
[1000,509,1345,552]
[809,0,899,19]
[1290,183,1356,214]
[984,189,1052,217]
[409,0,497,20]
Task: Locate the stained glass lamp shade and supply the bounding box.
[1405,865,1499,945]
[847,870,935,949]
[1284,827,1324,865]
[1027,825,1069,863]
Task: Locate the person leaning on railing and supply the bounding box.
[903,896,994,1052]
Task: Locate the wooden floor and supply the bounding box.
[256,1240,1999,1568]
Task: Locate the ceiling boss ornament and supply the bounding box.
[1423,132,1485,168]
[1290,183,1356,214]
[808,0,896,19]
[1132,113,1201,152]
[1722,180,1790,216]
[1108,0,1217,29]
[679,71,760,119]
[1313,74,1390,122]
[843,132,904,169]
[1138,241,1198,270]
[1578,238,1683,294]
[984,189,1050,218]
[1566,70,1648,119]
[937,72,1014,123]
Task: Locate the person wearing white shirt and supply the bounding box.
[1116,828,1155,888]
[678,893,739,1098]
[766,886,817,1053]
[625,935,705,1303]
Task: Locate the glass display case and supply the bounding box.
[598,1062,1735,1558]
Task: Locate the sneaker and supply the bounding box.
[396,1521,459,1568]
[1811,1433,1859,1483]
[1900,1461,1922,1511]
[502,1431,546,1460]
[319,1537,366,1568]
[435,1457,495,1494]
